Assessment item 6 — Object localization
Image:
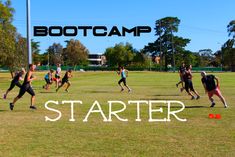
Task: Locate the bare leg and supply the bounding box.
[31,96,35,106]
[187,91,195,99]
[12,96,20,105]
[118,83,124,91]
[217,94,227,107]
[56,83,63,92]
[4,89,10,98]
[125,85,131,91]
[56,80,59,88]
[65,82,70,92]
[192,90,200,98]
[209,97,214,103]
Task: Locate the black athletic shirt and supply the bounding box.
[183,70,192,81]
[179,66,186,74]
[62,72,69,81]
[23,72,32,85]
[201,75,216,91]
[13,72,23,82]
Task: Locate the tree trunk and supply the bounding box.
[164,56,168,71]
[231,65,235,72]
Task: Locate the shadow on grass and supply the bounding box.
[0,109,8,112]
[85,90,114,93]
[141,97,205,101]
[185,106,208,108]
[147,105,208,109]
[152,94,180,96]
[39,91,56,94]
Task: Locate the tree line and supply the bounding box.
[0,0,235,72]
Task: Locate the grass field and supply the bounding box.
[0,71,234,157]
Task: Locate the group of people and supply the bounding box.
[176,62,228,108]
[3,64,73,110]
[2,63,228,111]
[42,64,72,92]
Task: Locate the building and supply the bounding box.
[88,54,106,66]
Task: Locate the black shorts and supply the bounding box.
[8,81,21,91]
[118,78,127,86]
[184,79,194,92]
[61,78,69,85]
[17,84,35,98]
[45,78,51,84]
[55,75,60,79]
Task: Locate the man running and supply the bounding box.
[183,65,200,100]
[43,69,54,90]
[3,68,26,99]
[201,71,228,108]
[56,69,72,92]
[176,62,186,92]
[117,66,131,92]
[9,64,37,110]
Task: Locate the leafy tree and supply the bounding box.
[31,39,41,64]
[222,39,235,71]
[221,20,235,71]
[63,39,89,66]
[143,17,191,71]
[104,42,135,67]
[132,51,148,66]
[213,50,223,67]
[198,49,214,66]
[227,20,235,39]
[14,34,27,69]
[46,43,63,66]
[0,0,20,76]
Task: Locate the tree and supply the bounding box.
[198,49,214,66]
[31,39,41,64]
[0,0,14,25]
[227,20,235,39]
[104,42,135,67]
[14,34,27,69]
[132,50,148,66]
[63,39,89,66]
[0,0,16,64]
[46,43,63,66]
[221,20,235,71]
[143,17,191,71]
[213,50,223,67]
[222,39,235,71]
[0,0,20,77]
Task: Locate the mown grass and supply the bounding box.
[0,71,234,157]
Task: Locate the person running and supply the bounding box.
[43,69,54,90]
[176,62,186,92]
[183,65,200,100]
[55,63,62,88]
[56,69,72,92]
[117,66,131,92]
[3,68,26,99]
[201,71,228,108]
[9,64,37,110]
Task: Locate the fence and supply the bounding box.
[0,66,229,72]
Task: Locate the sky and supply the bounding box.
[11,0,235,54]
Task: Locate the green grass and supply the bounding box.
[0,71,234,157]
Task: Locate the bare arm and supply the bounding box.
[214,76,219,87]
[116,69,121,75]
[202,83,208,93]
[27,72,36,82]
[126,70,129,77]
